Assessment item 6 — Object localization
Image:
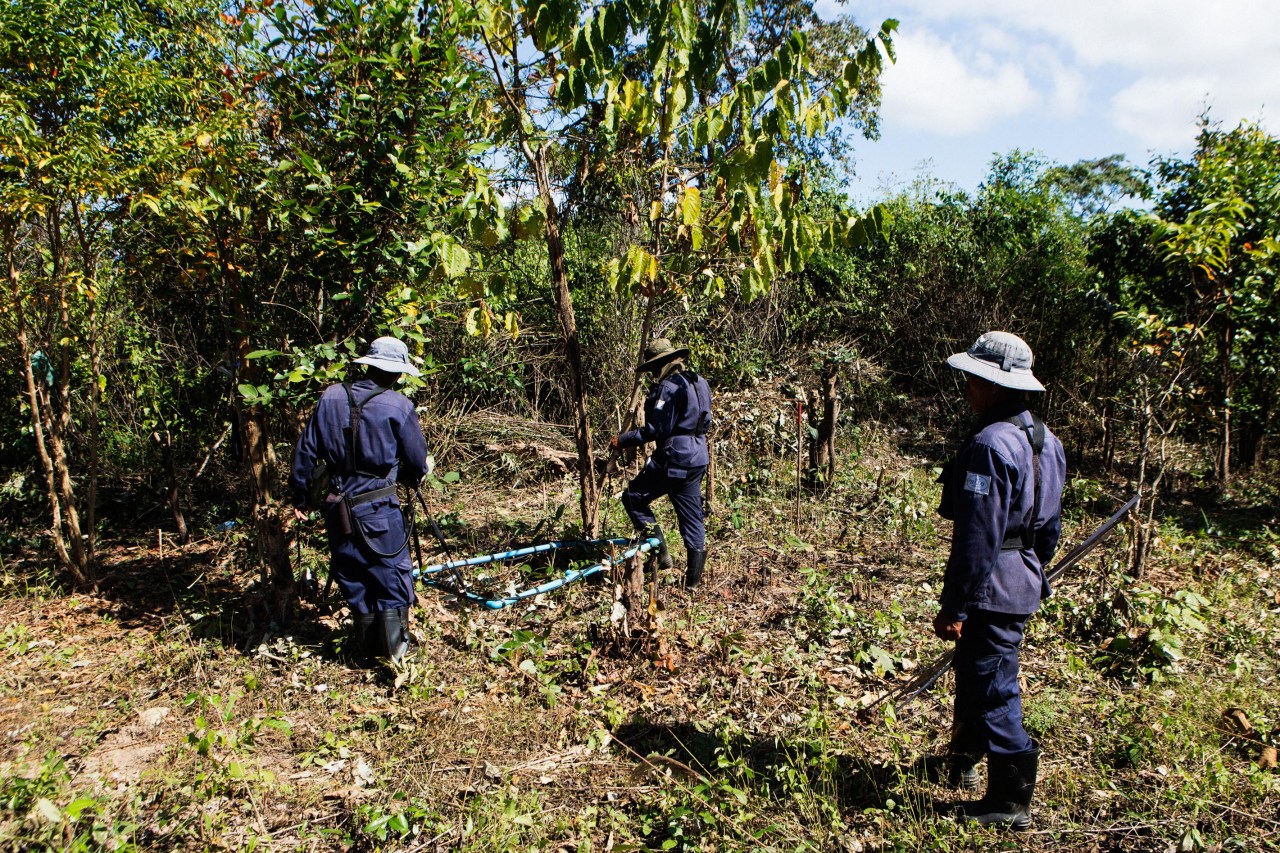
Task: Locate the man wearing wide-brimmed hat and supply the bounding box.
[611,338,713,588]
[931,331,1066,830]
[291,337,430,666]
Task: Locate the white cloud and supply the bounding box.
[881,29,1037,135]
[863,0,1280,149]
[1111,77,1276,151]
[1109,77,1216,150]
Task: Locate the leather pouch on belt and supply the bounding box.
[325,493,353,536]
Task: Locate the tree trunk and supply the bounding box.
[6,224,91,586]
[624,552,647,633]
[1101,398,1116,473]
[807,363,839,486]
[1218,318,1234,485]
[223,230,294,601]
[531,148,599,535]
[1130,387,1153,578]
[86,301,101,563]
[72,201,101,563]
[162,433,190,545]
[40,377,90,579]
[48,211,92,582]
[1252,399,1272,469]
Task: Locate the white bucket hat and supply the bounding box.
[946,331,1045,392]
[353,336,421,376]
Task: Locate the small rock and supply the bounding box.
[137,707,170,728]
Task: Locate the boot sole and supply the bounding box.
[968,812,1032,831]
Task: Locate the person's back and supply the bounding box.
[613,339,712,587]
[300,378,423,501]
[290,337,428,665]
[939,405,1066,619]
[931,331,1066,831]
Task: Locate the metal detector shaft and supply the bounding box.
[874,493,1139,713]
[417,537,660,610]
[419,537,631,575]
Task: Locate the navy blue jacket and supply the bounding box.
[290,378,429,509]
[937,403,1066,620]
[618,370,712,473]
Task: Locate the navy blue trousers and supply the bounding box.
[952,610,1034,757]
[621,463,706,550]
[324,498,415,614]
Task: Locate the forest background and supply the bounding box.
[1,0,1278,850]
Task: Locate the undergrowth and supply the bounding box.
[0,427,1277,851]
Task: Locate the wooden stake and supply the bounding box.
[795,399,803,533]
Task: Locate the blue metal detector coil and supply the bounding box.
[414,537,660,611]
[418,536,632,575]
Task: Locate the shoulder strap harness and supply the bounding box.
[669,371,712,437]
[340,383,394,495]
[339,383,410,557]
[1000,413,1045,552]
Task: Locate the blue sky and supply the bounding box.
[814,0,1280,204]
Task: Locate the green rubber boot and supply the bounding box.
[646,525,673,571]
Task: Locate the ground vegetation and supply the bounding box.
[1,0,1278,849]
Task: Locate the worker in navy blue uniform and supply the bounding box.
[933,331,1065,830]
[290,337,430,665]
[610,339,713,588]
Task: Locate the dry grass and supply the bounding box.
[1,419,1278,851]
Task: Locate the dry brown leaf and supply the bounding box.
[1260,746,1278,770]
[1223,707,1253,734]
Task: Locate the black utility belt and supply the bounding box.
[1000,537,1030,552]
[344,484,398,506]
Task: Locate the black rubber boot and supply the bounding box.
[349,611,377,666]
[963,747,1039,830]
[913,753,978,790]
[685,548,707,588]
[947,722,982,790]
[646,525,673,571]
[947,755,981,791]
[375,607,410,663]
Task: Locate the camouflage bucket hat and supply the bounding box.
[946,331,1045,392]
[638,338,690,372]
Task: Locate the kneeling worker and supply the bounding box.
[933,331,1066,829]
[611,339,713,588]
[291,337,430,664]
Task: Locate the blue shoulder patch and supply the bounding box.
[963,471,991,496]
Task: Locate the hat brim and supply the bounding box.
[947,351,1045,392]
[353,355,421,377]
[639,346,690,372]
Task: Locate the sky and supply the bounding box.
[813,0,1280,205]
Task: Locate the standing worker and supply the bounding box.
[611,339,713,588]
[291,337,430,665]
[932,331,1066,830]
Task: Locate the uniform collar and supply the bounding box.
[972,399,1030,433]
[655,360,686,383]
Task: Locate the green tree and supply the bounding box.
[1043,154,1149,219]
[130,0,487,598]
[0,0,222,584]
[462,0,895,532]
[1151,119,1280,482]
